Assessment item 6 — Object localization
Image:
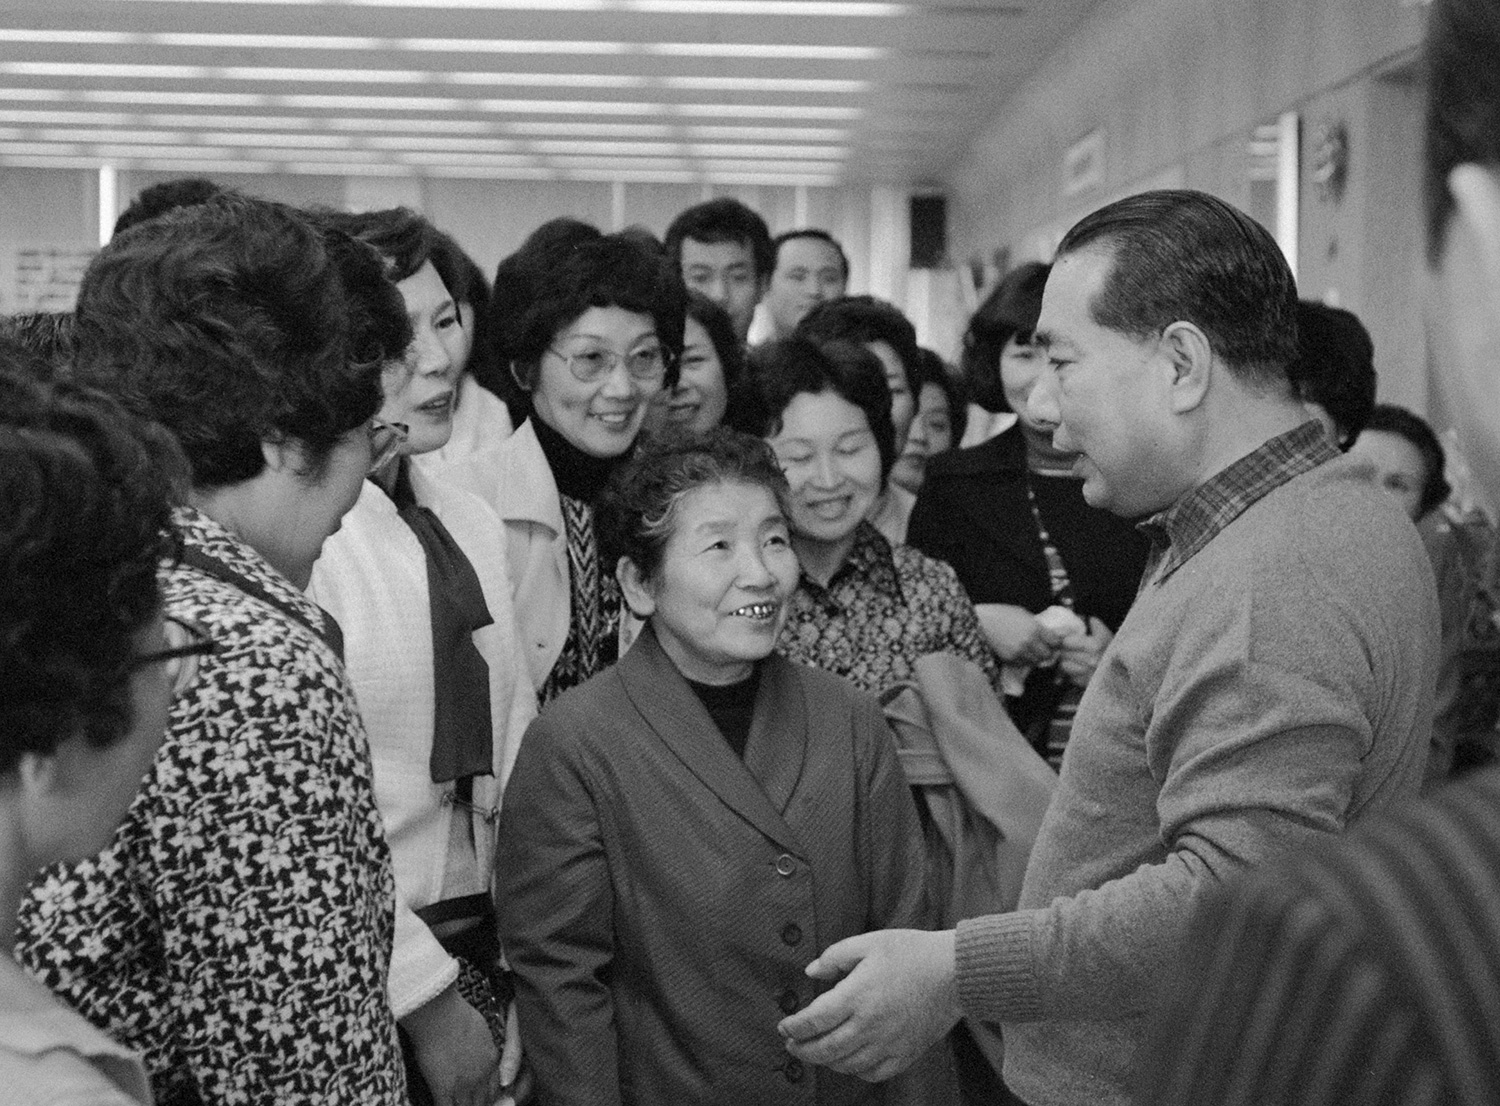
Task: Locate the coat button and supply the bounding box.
[775,854,796,877]
[779,988,800,1014]
[784,1057,805,1083]
[781,923,803,947]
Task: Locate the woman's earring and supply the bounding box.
[508,360,529,393]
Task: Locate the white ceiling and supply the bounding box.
[0,0,1104,187]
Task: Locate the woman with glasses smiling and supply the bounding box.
[452,220,685,704]
[0,349,195,1106]
[14,197,413,1106]
[309,208,537,1106]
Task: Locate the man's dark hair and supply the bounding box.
[796,295,922,399]
[664,198,774,281]
[1290,300,1377,448]
[112,177,226,238]
[962,261,1050,413]
[772,228,849,282]
[77,194,393,488]
[1055,189,1299,388]
[1363,403,1452,517]
[490,219,686,423]
[0,344,187,772]
[1425,0,1500,263]
[597,427,788,588]
[734,335,898,482]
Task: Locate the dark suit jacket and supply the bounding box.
[496,625,930,1106]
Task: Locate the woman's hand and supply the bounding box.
[497,1000,534,1105]
[403,982,505,1106]
[975,603,1062,666]
[1058,616,1113,688]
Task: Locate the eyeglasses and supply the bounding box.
[548,344,671,384]
[367,418,409,473]
[127,616,217,700]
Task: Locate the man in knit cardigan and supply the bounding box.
[777,189,1439,1106]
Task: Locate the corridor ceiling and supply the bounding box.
[0,0,1103,186]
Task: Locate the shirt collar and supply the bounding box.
[799,521,905,607]
[1137,420,1338,586]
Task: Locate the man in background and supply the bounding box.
[763,229,849,340]
[664,197,772,343]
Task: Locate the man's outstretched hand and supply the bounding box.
[777,929,962,1083]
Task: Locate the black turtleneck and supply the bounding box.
[686,665,762,759]
[531,415,628,504]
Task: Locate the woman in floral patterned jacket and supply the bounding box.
[15,195,411,1106]
[734,336,1001,698]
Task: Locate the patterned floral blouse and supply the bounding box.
[778,520,1002,696]
[16,508,406,1106]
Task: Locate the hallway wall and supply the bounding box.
[945,0,1431,411]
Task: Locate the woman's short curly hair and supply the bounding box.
[0,342,188,774]
[74,193,393,488]
[490,219,687,420]
[732,336,898,483]
[596,427,789,588]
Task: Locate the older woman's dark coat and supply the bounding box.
[497,624,930,1106]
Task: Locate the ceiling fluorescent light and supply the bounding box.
[110,0,905,9]
[218,67,430,83]
[687,126,850,141]
[279,95,467,110]
[530,140,682,155]
[447,73,647,88]
[674,104,862,120]
[475,99,657,115]
[0,30,139,46]
[333,117,499,133]
[82,91,271,107]
[627,2,905,13]
[154,33,385,49]
[366,135,519,150]
[662,76,867,93]
[0,110,136,126]
[508,121,673,137]
[0,62,211,79]
[402,38,630,54]
[652,44,885,60]
[689,144,848,158]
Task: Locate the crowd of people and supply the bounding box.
[2,1,1499,1103]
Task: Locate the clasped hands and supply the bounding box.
[776,928,962,1084]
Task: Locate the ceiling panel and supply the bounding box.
[0,0,1105,186]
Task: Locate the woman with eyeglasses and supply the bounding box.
[14,196,413,1106]
[0,348,199,1105]
[450,220,685,704]
[308,209,536,1106]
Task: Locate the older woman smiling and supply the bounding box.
[497,429,931,1105]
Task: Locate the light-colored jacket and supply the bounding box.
[445,418,570,693]
[309,468,536,1019]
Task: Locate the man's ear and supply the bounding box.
[1160,321,1213,414]
[616,556,657,620]
[1450,165,1500,313]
